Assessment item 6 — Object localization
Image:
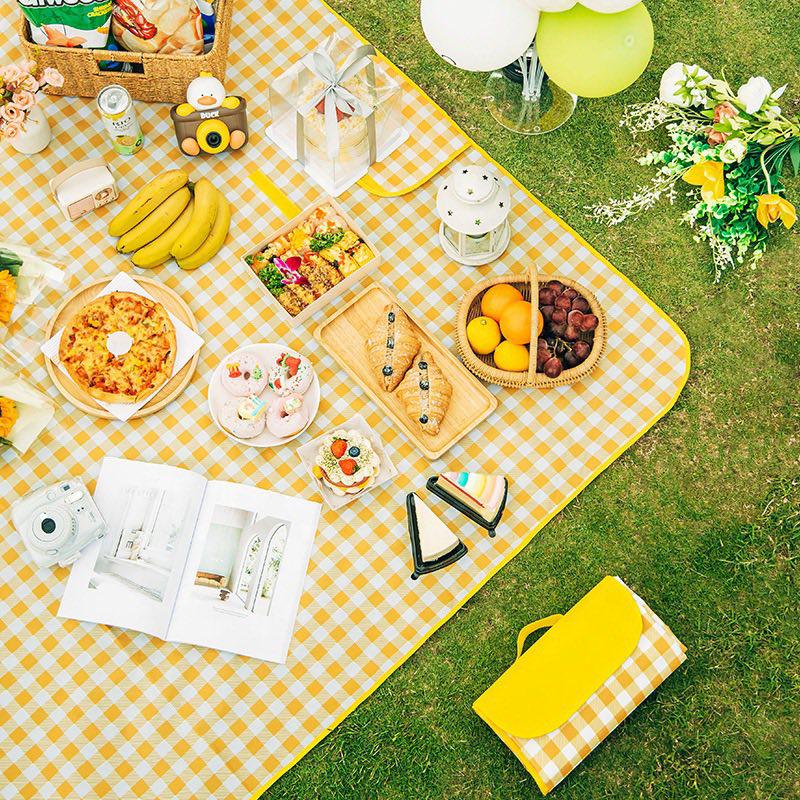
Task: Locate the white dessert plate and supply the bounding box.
[296,414,398,509]
[208,342,320,448]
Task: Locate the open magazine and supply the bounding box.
[59,457,321,664]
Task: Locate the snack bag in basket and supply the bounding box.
[111,0,204,55]
[18,0,112,48]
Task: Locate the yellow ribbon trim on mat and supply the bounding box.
[249,169,302,219]
[358,142,470,197]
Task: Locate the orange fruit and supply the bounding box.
[494,340,529,372]
[480,283,524,322]
[537,310,544,336]
[499,300,533,345]
[466,316,502,355]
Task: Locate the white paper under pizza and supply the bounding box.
[40,273,204,422]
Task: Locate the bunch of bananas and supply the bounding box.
[108,169,231,271]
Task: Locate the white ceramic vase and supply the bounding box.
[11,104,52,155]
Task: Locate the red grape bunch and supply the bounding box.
[536,280,598,378]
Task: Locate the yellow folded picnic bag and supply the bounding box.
[473,576,686,794]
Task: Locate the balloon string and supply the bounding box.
[519,42,544,103]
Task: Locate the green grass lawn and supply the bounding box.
[263,2,800,797]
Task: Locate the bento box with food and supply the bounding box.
[243,199,383,327]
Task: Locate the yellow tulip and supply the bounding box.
[682,160,725,204]
[756,194,797,229]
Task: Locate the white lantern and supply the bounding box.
[436,165,511,266]
[420,0,539,72]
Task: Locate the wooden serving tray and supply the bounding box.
[314,283,498,460]
[44,276,200,420]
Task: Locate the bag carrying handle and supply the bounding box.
[516,614,563,660]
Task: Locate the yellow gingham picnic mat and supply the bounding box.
[0,1,690,797]
[507,585,687,794]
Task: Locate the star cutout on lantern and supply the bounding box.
[482,174,489,180]
[467,188,474,195]
[475,219,482,226]
[462,169,468,174]
[447,210,453,216]
[499,202,504,208]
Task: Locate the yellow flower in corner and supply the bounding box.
[0,396,18,440]
[756,194,797,229]
[0,270,16,324]
[682,160,725,204]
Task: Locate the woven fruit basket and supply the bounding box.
[17,0,233,104]
[455,263,607,389]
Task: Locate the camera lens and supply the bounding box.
[206,131,222,148]
[33,509,69,546]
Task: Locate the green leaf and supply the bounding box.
[789,141,800,176]
[309,229,345,253]
[257,265,286,297]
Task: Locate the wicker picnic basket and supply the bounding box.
[455,263,607,389]
[17,0,233,104]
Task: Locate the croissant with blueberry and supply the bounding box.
[366,303,420,392]
[397,351,452,436]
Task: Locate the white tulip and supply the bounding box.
[719,138,747,164]
[659,62,711,107]
[736,76,772,114]
[762,84,787,118]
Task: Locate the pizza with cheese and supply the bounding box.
[58,291,177,404]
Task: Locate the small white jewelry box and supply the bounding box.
[50,158,118,222]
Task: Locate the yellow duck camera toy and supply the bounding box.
[170,72,249,156]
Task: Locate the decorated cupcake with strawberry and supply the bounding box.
[312,429,381,497]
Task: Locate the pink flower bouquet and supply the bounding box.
[0,61,63,141]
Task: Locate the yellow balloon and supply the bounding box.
[536,3,654,97]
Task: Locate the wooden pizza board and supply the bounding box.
[44,276,200,420]
[314,283,498,461]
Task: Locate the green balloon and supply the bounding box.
[536,3,654,98]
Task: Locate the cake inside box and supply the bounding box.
[405,492,467,579]
[439,472,506,523]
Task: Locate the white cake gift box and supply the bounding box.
[266,33,408,197]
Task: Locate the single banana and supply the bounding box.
[131,199,195,269]
[108,169,189,238]
[177,194,231,271]
[171,178,218,259]
[116,187,192,254]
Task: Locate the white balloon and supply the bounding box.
[530,0,575,10]
[420,0,539,72]
[530,0,641,11]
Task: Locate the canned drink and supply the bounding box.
[97,84,144,156]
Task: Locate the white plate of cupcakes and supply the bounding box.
[208,343,320,447]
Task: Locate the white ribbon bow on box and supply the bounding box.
[296,38,379,162]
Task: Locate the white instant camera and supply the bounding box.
[11,481,107,568]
